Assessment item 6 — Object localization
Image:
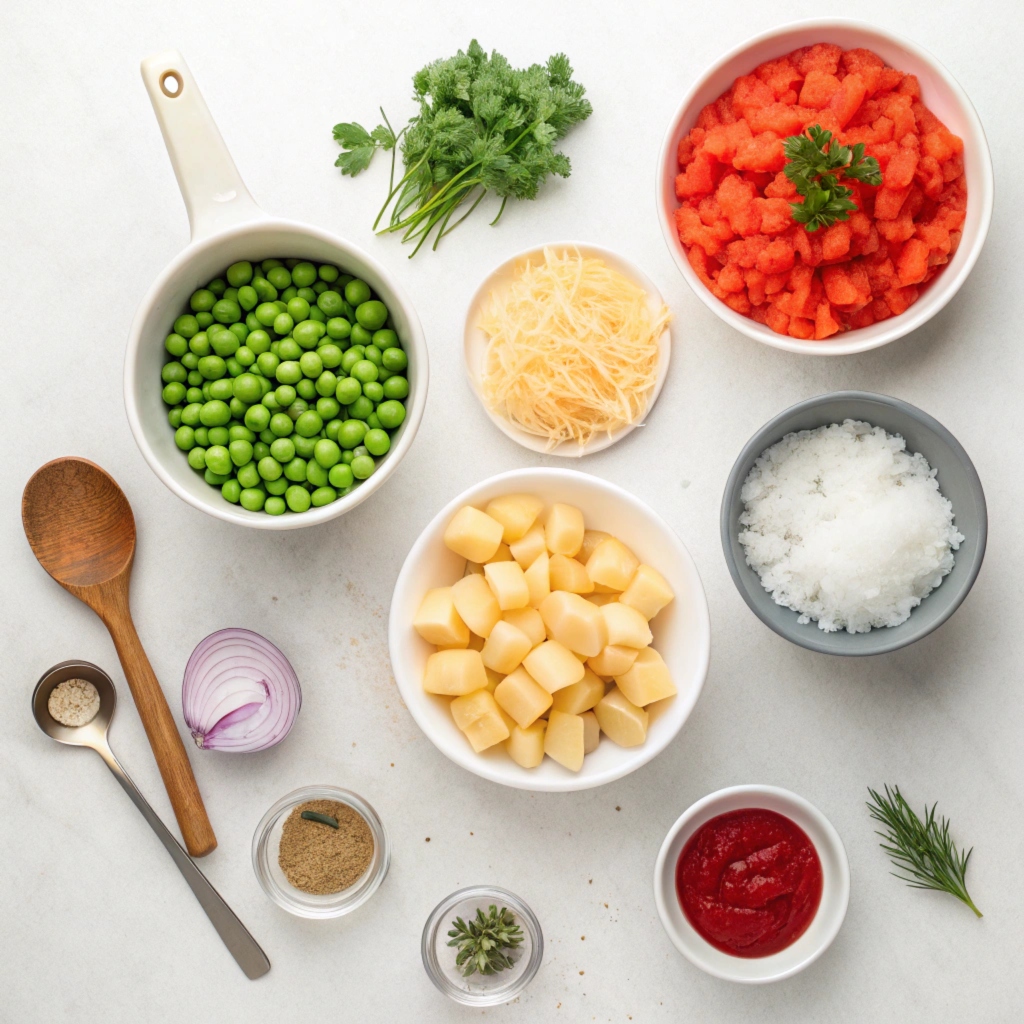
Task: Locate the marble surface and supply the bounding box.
[1,2,1020,1020]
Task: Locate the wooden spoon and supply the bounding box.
[22,457,217,857]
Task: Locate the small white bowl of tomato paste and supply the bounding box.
[656,19,993,355]
[653,785,850,983]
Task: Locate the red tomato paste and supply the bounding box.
[676,808,823,957]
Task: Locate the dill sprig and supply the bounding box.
[447,904,524,977]
[332,40,592,256]
[867,785,982,918]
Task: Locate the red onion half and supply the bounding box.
[182,628,301,752]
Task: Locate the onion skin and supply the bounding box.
[182,628,301,752]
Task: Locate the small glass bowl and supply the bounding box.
[252,785,390,918]
[421,885,544,1006]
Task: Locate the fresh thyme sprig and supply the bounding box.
[333,40,592,256]
[783,124,882,231]
[447,904,524,977]
[867,785,982,918]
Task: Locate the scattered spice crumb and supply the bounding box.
[588,879,592,884]
[615,806,621,812]
[271,596,278,601]
[603,902,608,908]
[470,831,474,835]
[581,935,585,940]
[579,970,585,975]
[390,763,394,767]
[425,837,431,842]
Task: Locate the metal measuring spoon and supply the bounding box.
[32,661,270,980]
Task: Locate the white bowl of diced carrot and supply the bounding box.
[656,19,993,355]
[388,468,711,792]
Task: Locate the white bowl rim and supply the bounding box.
[387,466,712,792]
[653,784,851,983]
[655,17,995,356]
[462,241,672,457]
[124,215,429,530]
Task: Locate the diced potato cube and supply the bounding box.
[510,522,546,569]
[486,543,512,564]
[451,573,502,639]
[444,506,504,563]
[506,720,546,768]
[423,649,487,695]
[484,667,502,692]
[524,551,551,608]
[481,620,532,675]
[484,560,530,610]
[585,593,619,607]
[581,710,600,754]
[551,667,605,715]
[601,602,653,648]
[539,591,608,657]
[549,554,594,594]
[543,710,585,771]
[595,686,649,747]
[586,538,640,592]
[578,530,612,564]
[502,607,545,648]
[450,689,510,752]
[494,666,553,728]
[545,503,585,556]
[619,564,674,620]
[413,587,470,647]
[485,494,544,544]
[523,640,586,693]
[615,646,677,706]
[587,644,639,677]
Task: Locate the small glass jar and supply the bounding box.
[421,885,543,1006]
[252,785,390,918]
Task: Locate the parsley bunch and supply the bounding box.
[333,40,592,256]
[783,124,882,231]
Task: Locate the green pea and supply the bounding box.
[224,261,252,287]
[326,317,351,341]
[299,351,323,378]
[237,285,258,311]
[255,302,279,327]
[292,262,318,287]
[340,350,362,375]
[344,280,371,306]
[265,495,287,515]
[285,398,308,420]
[382,347,408,372]
[197,355,225,381]
[296,379,316,401]
[276,361,302,385]
[234,346,254,367]
[312,437,342,469]
[188,447,207,471]
[189,289,215,313]
[310,485,337,507]
[306,460,329,488]
[228,397,246,419]
[166,407,183,428]
[338,419,367,449]
[363,381,384,403]
[229,439,253,466]
[281,286,298,303]
[200,400,231,427]
[267,266,292,290]
[265,476,288,496]
[252,278,277,303]
[319,264,340,283]
[261,393,280,412]
[363,345,383,367]
[373,329,399,349]
[257,352,280,378]
[212,299,241,324]
[334,376,361,405]
[366,412,382,431]
[292,320,322,350]
[351,454,375,480]
[269,412,294,437]
[285,485,311,513]
[273,312,294,336]
[287,297,311,323]
[244,403,271,433]
[293,410,322,438]
[222,287,239,303]
[203,445,231,475]
[383,376,409,401]
[274,385,297,408]
[208,278,227,296]
[186,387,204,404]
[174,314,199,338]
[308,306,327,324]
[348,395,373,420]
[161,362,187,385]
[363,428,390,457]
[319,290,348,318]
[229,424,255,442]
[208,426,230,446]
[165,333,189,357]
[270,437,295,463]
[238,463,261,489]
[341,450,355,465]
[352,445,369,459]
[181,356,199,376]
[226,359,244,379]
[355,300,388,331]
[188,333,211,357]
[240,488,266,512]
[293,433,318,458]
[221,479,242,504]
[253,441,271,461]
[247,329,271,355]
[162,382,186,405]
[283,457,307,482]
[325,419,342,441]
[193,427,210,447]
[316,396,341,421]
[204,468,231,486]
[329,463,354,489]
[350,324,373,347]
[246,312,262,332]
[258,456,283,481]
[210,332,239,358]
[377,400,406,429]
[180,403,202,427]
[351,359,378,384]
[317,344,343,370]
[278,338,302,362]
[209,379,234,401]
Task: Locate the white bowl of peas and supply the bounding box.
[389,468,711,792]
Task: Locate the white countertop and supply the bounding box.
[2,1,1020,1020]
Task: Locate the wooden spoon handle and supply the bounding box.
[101,596,217,858]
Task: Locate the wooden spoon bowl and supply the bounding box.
[23,457,216,857]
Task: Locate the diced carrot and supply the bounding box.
[675,206,731,257]
[755,237,796,274]
[790,225,823,267]
[764,273,789,295]
[941,153,965,183]
[723,291,752,314]
[747,103,814,137]
[755,197,794,235]
[922,128,963,163]
[880,93,916,140]
[799,70,842,109]
[874,186,910,220]
[685,244,714,287]
[764,171,798,199]
[764,303,791,336]
[717,262,746,293]
[814,301,841,339]
[867,140,899,172]
[871,298,893,321]
[877,68,903,92]
[916,221,951,255]
[866,258,898,296]
[821,221,852,260]
[755,57,803,99]
[914,155,944,198]
[898,75,921,100]
[912,102,942,135]
[841,48,884,94]
[734,132,785,172]
[849,211,873,238]
[884,146,919,190]
[822,265,861,305]
[696,102,722,130]
[743,268,768,306]
[789,316,815,339]
[884,284,919,316]
[848,306,876,329]
[703,120,753,163]
[828,73,868,128]
[731,75,776,117]
[876,210,916,243]
[794,43,842,76]
[897,238,930,285]
[787,262,814,314]
[726,235,770,268]
[750,303,770,325]
[675,150,718,198]
[716,175,761,235]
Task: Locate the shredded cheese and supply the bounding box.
[478,247,671,449]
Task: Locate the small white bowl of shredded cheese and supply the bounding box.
[464,243,672,457]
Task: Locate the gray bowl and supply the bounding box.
[720,392,987,656]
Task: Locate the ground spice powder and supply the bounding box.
[278,799,374,895]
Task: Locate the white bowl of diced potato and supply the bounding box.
[388,468,711,791]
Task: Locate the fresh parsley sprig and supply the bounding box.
[332,41,592,256]
[783,124,882,231]
[867,785,982,918]
[447,904,524,977]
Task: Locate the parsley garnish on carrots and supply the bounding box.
[332,40,592,256]
[783,124,882,231]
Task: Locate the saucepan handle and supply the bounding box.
[141,50,266,242]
